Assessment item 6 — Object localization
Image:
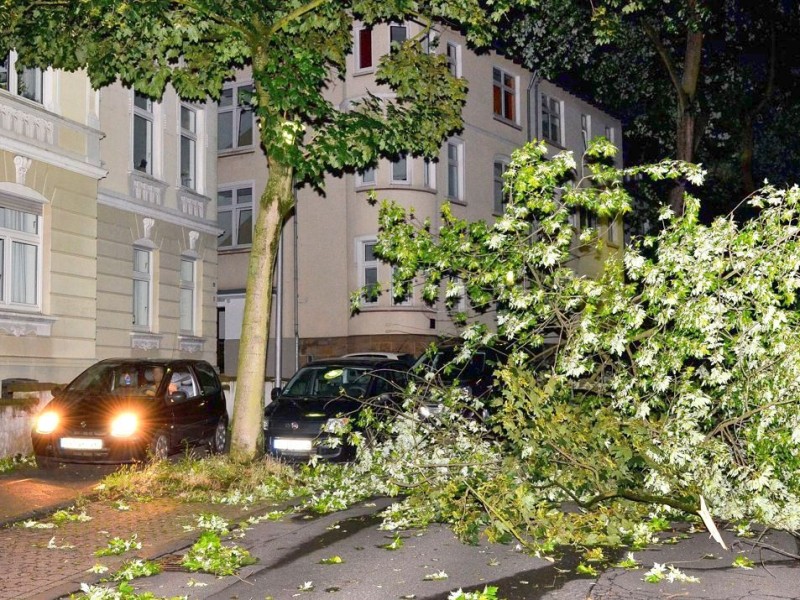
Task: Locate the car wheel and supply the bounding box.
[209,417,228,454]
[149,431,169,461]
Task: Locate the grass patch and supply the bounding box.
[0,453,36,474]
[96,454,299,505]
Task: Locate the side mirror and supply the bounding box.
[271,387,281,401]
[168,390,188,403]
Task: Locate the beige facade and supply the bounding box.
[0,58,219,388]
[216,23,623,377]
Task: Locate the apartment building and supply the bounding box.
[216,22,623,377]
[0,53,219,386]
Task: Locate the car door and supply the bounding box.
[191,361,226,439]
[165,364,205,444]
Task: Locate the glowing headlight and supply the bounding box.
[323,417,349,434]
[35,411,59,434]
[110,412,138,437]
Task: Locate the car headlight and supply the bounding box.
[110,412,138,437]
[35,411,59,434]
[323,417,349,434]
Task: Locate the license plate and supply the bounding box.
[273,438,312,451]
[60,437,103,450]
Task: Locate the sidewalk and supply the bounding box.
[2,466,800,600]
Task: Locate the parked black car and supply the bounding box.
[264,356,410,462]
[31,358,228,466]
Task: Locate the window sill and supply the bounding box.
[178,335,204,353]
[492,115,522,130]
[445,197,467,206]
[353,68,375,77]
[219,246,253,255]
[0,311,56,337]
[130,332,163,350]
[218,146,257,158]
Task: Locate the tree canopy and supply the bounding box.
[505,0,800,220]
[0,0,529,458]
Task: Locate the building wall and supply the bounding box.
[0,65,106,385]
[216,22,624,377]
[96,82,219,366]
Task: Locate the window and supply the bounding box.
[423,159,436,190]
[446,140,464,201]
[179,258,196,333]
[391,267,411,306]
[356,27,373,71]
[391,156,409,184]
[1,52,43,103]
[132,247,152,329]
[604,125,615,144]
[133,92,154,175]
[357,167,376,187]
[180,104,197,190]
[581,114,591,150]
[446,42,461,77]
[0,205,40,308]
[390,24,407,50]
[218,186,253,249]
[579,207,597,232]
[493,160,510,213]
[359,238,379,304]
[218,83,254,151]
[492,67,517,123]
[541,94,562,145]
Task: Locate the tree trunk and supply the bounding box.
[740,115,756,198]
[229,157,294,460]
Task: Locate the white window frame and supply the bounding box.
[389,23,408,52]
[446,42,462,78]
[1,51,49,106]
[391,155,409,184]
[357,166,376,187]
[179,103,198,191]
[581,114,591,150]
[217,184,254,249]
[179,257,196,334]
[446,139,464,202]
[604,125,616,144]
[133,91,157,176]
[357,236,379,305]
[492,67,518,124]
[132,246,153,331]
[423,158,436,190]
[355,25,374,72]
[493,158,511,214]
[0,203,42,311]
[217,82,255,152]
[541,93,562,146]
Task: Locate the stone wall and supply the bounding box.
[0,392,50,459]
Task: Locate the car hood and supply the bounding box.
[44,392,158,422]
[266,396,362,420]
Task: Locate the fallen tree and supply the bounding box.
[320,138,800,553]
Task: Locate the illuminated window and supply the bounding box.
[492,67,517,123]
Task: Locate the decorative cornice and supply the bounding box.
[130,331,163,350]
[0,312,56,337]
[98,188,222,235]
[178,335,205,354]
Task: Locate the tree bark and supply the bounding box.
[229,157,294,460]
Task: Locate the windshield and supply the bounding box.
[66,362,164,396]
[415,348,487,383]
[281,365,372,399]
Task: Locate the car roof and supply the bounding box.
[302,356,410,369]
[96,358,209,367]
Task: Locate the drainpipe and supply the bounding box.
[275,225,283,388]
[527,70,541,142]
[293,188,300,371]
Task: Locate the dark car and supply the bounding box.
[31,358,228,466]
[264,356,410,462]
